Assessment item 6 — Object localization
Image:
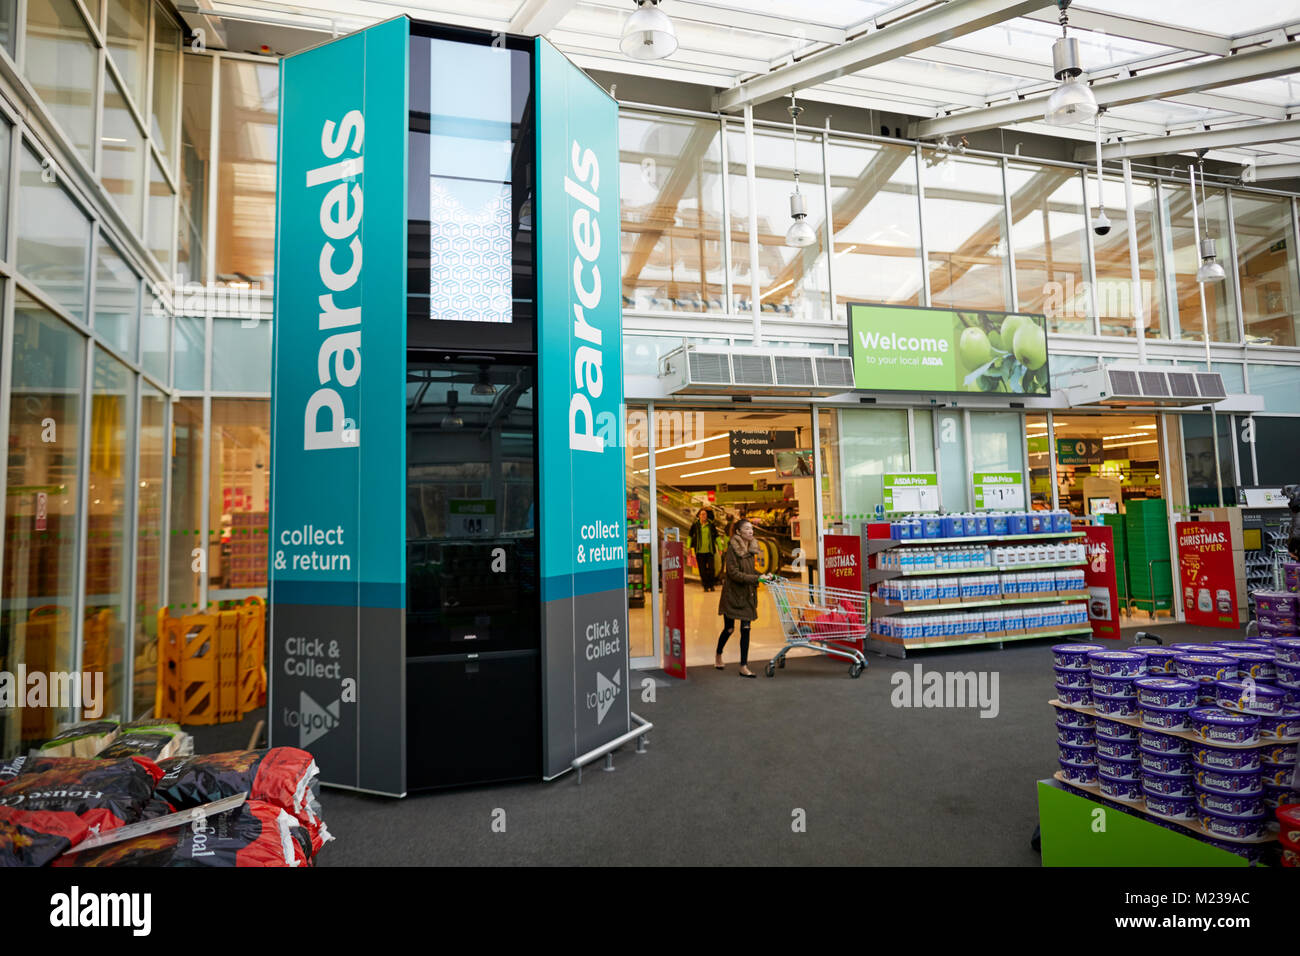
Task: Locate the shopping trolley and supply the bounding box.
[762,576,870,678]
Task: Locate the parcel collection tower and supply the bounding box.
[270,17,629,794]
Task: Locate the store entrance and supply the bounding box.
[625,406,822,670]
[1046,414,1165,517]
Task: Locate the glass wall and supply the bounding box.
[1026,414,1052,509]
[177,54,212,285]
[133,384,165,716]
[970,410,1025,475]
[208,399,270,594]
[84,348,135,720]
[1182,412,1234,507]
[1007,161,1090,333]
[23,0,97,163]
[101,69,145,233]
[834,408,910,523]
[1,293,85,751]
[618,111,726,312]
[922,151,1010,312]
[1163,181,1233,342]
[1233,192,1300,347]
[826,138,922,317]
[935,409,968,512]
[167,398,203,611]
[215,59,278,289]
[16,143,91,321]
[93,235,138,359]
[1094,174,1166,338]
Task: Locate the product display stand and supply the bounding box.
[867,530,1090,659]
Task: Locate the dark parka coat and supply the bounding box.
[718,532,762,621]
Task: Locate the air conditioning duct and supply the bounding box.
[1059,363,1230,407]
[659,345,854,396]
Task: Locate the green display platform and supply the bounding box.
[1037,781,1249,867]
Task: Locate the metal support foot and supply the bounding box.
[603,753,615,772]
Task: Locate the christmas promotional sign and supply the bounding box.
[661,539,686,679]
[1083,525,1121,641]
[823,534,863,592]
[1176,521,1237,628]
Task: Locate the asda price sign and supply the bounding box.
[849,303,1050,396]
[882,473,940,513]
[972,472,1026,510]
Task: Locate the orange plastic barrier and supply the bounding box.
[154,601,266,725]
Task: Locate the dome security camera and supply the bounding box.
[1092,210,1112,236]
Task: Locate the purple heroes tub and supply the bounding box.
[1190,742,1261,772]
[1214,679,1286,715]
[1198,808,1269,841]
[1140,747,1192,775]
[1053,665,1092,689]
[1089,649,1145,677]
[1140,703,1196,732]
[1055,682,1092,706]
[1126,646,1183,673]
[1095,715,1139,741]
[1058,760,1098,786]
[1096,753,1140,780]
[1134,676,1199,708]
[1174,653,1235,683]
[1097,770,1143,802]
[1169,643,1210,654]
[1272,638,1300,665]
[1095,735,1140,760]
[1143,767,1198,797]
[1195,788,1266,817]
[1276,660,1300,684]
[1259,707,1300,738]
[1234,652,1277,682]
[1058,741,1097,766]
[1054,706,1095,728]
[1091,673,1136,697]
[1260,760,1297,786]
[1189,706,1260,744]
[1092,691,1139,718]
[1258,743,1297,765]
[1192,763,1262,795]
[1215,641,1271,653]
[1143,791,1197,820]
[1052,643,1108,668]
[1263,780,1300,809]
[1140,728,1190,754]
[1056,721,1096,747]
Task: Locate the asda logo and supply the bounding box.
[857,330,950,362]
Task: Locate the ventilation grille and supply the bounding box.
[1196,373,1226,398]
[1138,371,1169,396]
[773,355,815,386]
[732,354,773,385]
[815,357,854,388]
[1167,371,1197,398]
[687,351,731,385]
[1108,369,1139,395]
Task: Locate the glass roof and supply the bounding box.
[208,0,1300,166]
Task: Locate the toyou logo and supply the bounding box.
[50,886,151,936]
[283,690,339,748]
[589,669,621,725]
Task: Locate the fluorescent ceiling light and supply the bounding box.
[632,432,728,461]
[679,465,733,478]
[1102,438,1158,449]
[749,468,776,475]
[657,452,729,470]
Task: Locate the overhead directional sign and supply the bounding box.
[729,430,772,467]
[1057,438,1104,465]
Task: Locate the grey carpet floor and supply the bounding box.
[188,622,1248,866]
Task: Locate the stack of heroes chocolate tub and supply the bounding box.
[1052,638,1300,863]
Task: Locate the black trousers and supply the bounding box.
[716,617,751,665]
[695,549,716,589]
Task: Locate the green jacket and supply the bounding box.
[718,534,761,621]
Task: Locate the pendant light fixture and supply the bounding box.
[784,93,817,249]
[441,389,464,430]
[471,366,496,396]
[620,0,677,61]
[1193,157,1225,283]
[1091,111,1111,235]
[1045,0,1098,126]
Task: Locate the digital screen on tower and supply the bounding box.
[848,303,1050,396]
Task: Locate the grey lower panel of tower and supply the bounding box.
[542,587,630,778]
[271,602,405,795]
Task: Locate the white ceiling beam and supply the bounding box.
[1241,161,1300,182]
[712,0,1048,113]
[665,1,847,46]
[1023,7,1231,56]
[1076,119,1300,162]
[509,0,580,35]
[911,41,1300,138]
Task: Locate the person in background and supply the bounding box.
[688,508,719,592]
[716,519,761,678]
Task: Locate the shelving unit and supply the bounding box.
[866,525,1091,659]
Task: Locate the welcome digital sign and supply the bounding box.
[848,303,1051,397]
